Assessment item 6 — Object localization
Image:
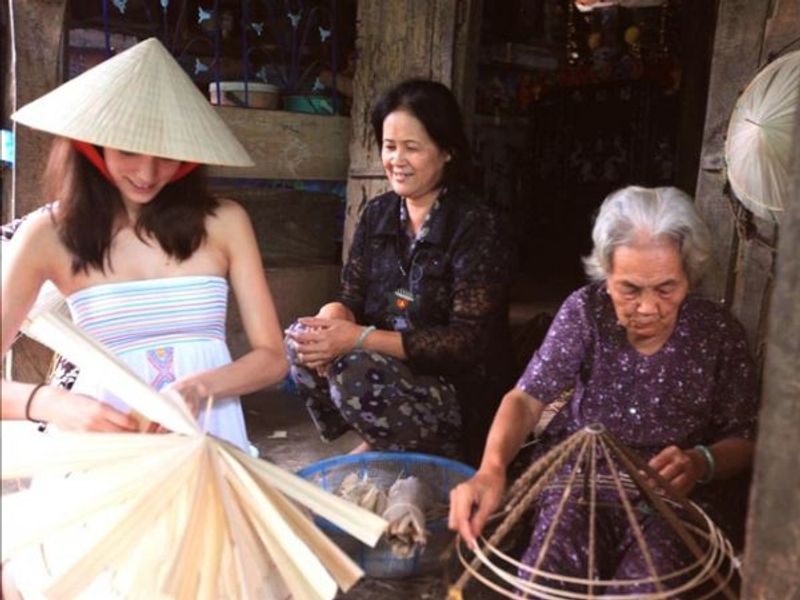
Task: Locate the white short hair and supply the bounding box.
[583,186,713,286]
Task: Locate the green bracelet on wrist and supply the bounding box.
[694,444,716,484]
[354,325,376,349]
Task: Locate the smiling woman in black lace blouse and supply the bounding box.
[285,79,513,464]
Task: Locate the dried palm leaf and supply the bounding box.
[3,304,388,599]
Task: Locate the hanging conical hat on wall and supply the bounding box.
[11,37,253,167]
[725,49,800,222]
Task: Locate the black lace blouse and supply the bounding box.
[339,187,514,459]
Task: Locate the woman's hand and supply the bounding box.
[164,378,210,419]
[30,386,140,433]
[288,317,363,369]
[315,302,355,322]
[647,445,707,496]
[448,468,507,549]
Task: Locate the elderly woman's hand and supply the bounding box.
[647,445,708,496]
[448,469,506,549]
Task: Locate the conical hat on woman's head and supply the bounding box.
[11,37,253,167]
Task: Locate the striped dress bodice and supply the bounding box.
[65,275,250,450]
[67,275,227,354]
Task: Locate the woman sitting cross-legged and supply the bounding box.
[449,186,759,598]
[285,79,514,463]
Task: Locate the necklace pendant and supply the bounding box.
[393,288,415,311]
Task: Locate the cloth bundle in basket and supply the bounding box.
[297,452,475,579]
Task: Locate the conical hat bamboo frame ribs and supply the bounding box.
[448,425,740,600]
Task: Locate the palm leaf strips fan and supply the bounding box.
[1,291,388,599]
[725,49,800,222]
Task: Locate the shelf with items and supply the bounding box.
[209,105,350,181]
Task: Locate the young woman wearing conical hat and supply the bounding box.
[1,38,286,459]
[1,36,288,598]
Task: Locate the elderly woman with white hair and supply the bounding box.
[449,186,758,596]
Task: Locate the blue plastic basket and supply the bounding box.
[296,452,475,579]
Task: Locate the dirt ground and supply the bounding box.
[243,388,499,600]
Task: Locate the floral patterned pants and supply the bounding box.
[285,326,462,458]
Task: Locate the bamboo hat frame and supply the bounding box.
[11,37,253,167]
[449,425,740,600]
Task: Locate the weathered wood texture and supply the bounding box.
[741,86,800,600]
[5,0,66,219]
[5,0,66,383]
[451,0,483,133]
[342,0,463,261]
[227,264,341,358]
[729,0,799,357]
[211,186,342,266]
[694,0,771,303]
[695,0,798,356]
[208,107,351,181]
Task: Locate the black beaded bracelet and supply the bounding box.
[24,383,47,431]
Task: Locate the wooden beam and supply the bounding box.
[693,0,772,302]
[728,0,799,357]
[5,0,67,384]
[741,73,800,600]
[7,0,67,219]
[208,107,351,181]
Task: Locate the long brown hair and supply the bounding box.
[43,138,219,274]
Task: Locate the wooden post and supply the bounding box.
[741,80,800,600]
[694,0,800,361]
[6,0,67,219]
[693,0,772,304]
[4,0,67,383]
[342,0,479,260]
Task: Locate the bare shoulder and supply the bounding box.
[214,197,250,221]
[2,205,68,282]
[6,206,62,254]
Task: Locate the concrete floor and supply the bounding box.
[243,388,500,600]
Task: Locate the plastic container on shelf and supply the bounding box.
[282,94,338,115]
[208,81,280,109]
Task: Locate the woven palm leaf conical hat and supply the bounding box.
[725,49,800,222]
[11,37,253,167]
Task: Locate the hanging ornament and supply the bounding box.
[197,7,212,24]
[566,0,581,65]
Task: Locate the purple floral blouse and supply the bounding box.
[517,283,758,458]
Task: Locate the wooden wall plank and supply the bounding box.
[5,0,66,219]
[208,107,351,181]
[5,0,67,384]
[742,80,800,600]
[693,0,772,303]
[728,0,798,359]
